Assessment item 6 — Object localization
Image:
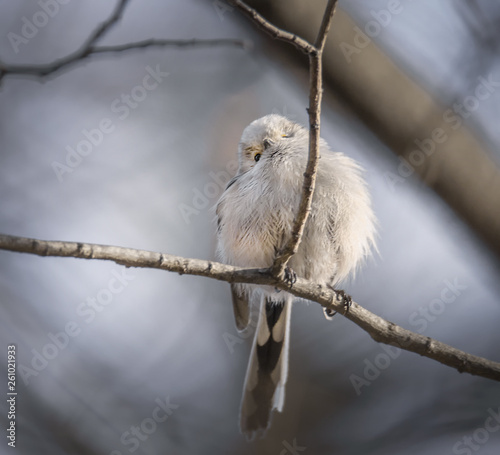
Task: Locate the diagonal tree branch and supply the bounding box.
[228,0,338,277]
[0,0,247,81]
[0,0,131,80]
[314,0,339,49]
[0,232,499,382]
[227,0,315,54]
[89,38,250,54]
[83,0,132,48]
[0,39,248,80]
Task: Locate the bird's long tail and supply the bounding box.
[240,294,292,438]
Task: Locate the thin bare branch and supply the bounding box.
[91,38,250,54]
[227,0,316,54]
[0,39,248,79]
[83,0,132,49]
[314,0,339,49]
[0,0,246,81]
[0,233,499,383]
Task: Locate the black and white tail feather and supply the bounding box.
[239,294,292,438]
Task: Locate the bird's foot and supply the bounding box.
[283,266,297,287]
[323,307,336,320]
[336,290,352,314]
[323,287,352,320]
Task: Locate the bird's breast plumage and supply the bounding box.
[217,171,297,269]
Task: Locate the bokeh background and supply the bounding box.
[1,1,500,454]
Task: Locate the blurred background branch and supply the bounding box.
[0,0,247,80]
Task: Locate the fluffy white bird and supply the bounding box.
[216,114,376,438]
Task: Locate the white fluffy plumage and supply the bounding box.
[217,114,376,287]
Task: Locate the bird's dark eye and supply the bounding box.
[254,153,261,162]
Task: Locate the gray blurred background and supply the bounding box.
[1,1,500,454]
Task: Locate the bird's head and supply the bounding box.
[237,115,307,174]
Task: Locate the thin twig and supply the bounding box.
[0,39,248,79]
[92,38,249,54]
[0,233,499,382]
[85,0,132,48]
[0,0,246,81]
[0,0,131,81]
[227,0,315,54]
[314,0,338,49]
